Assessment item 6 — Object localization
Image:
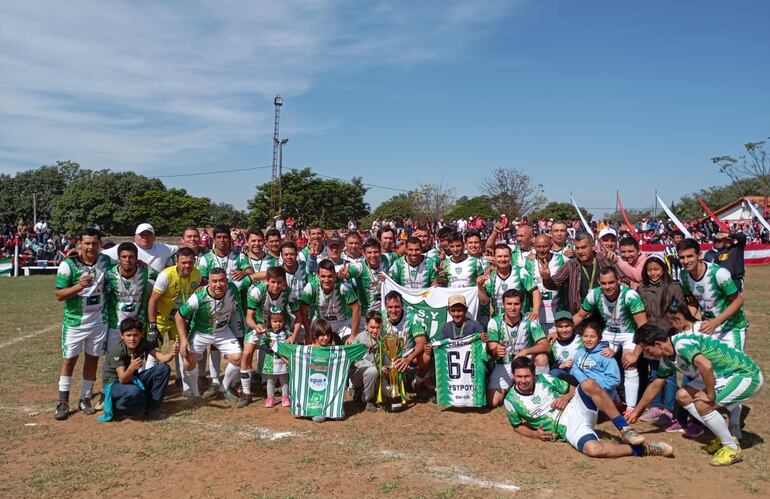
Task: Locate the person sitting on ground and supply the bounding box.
[548,311,582,379]
[569,322,621,400]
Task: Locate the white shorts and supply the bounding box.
[488,363,513,391]
[190,329,242,356]
[603,330,636,352]
[562,387,599,452]
[61,323,107,359]
[243,330,263,346]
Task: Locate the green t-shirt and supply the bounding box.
[55,255,112,328]
[504,373,571,441]
[487,313,546,364]
[657,332,761,383]
[679,262,748,333]
[347,256,389,312]
[178,283,243,336]
[389,255,439,289]
[581,286,645,336]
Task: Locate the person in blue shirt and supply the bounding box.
[570,321,621,400]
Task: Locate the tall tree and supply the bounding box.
[210,202,249,228]
[412,182,455,222]
[126,189,211,235]
[712,138,769,206]
[480,168,545,219]
[0,161,85,225]
[446,195,499,220]
[673,177,765,221]
[530,201,589,222]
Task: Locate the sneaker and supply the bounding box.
[684,422,705,438]
[223,388,239,405]
[93,393,105,411]
[202,384,220,400]
[237,394,252,409]
[703,436,737,455]
[642,441,675,457]
[265,396,275,408]
[78,397,96,415]
[281,395,290,407]
[366,402,377,413]
[664,420,684,433]
[312,415,326,423]
[639,407,662,422]
[619,426,645,445]
[145,409,167,421]
[54,401,70,421]
[655,411,673,428]
[710,444,742,466]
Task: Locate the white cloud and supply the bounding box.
[0,0,522,173]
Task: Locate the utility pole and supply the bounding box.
[270,95,283,219]
[277,138,289,215]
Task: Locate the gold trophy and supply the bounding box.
[379,329,405,412]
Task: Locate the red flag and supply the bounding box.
[696,196,730,232]
[617,193,639,239]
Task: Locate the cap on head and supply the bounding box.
[447,295,467,308]
[553,310,573,323]
[135,223,155,235]
[598,228,618,240]
[327,237,344,248]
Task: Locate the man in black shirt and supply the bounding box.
[709,231,747,291]
[99,318,179,421]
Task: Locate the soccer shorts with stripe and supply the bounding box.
[189,329,242,356]
[61,324,107,359]
[685,371,763,408]
[715,328,746,352]
[562,386,599,452]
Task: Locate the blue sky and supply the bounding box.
[1,0,769,217]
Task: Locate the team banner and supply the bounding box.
[432,334,489,407]
[0,257,12,277]
[656,195,693,239]
[380,275,479,341]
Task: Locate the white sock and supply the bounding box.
[702,410,738,450]
[222,362,239,392]
[535,365,548,375]
[186,367,200,397]
[682,403,705,423]
[623,368,639,408]
[58,375,72,393]
[175,354,189,391]
[241,369,252,395]
[209,351,221,385]
[80,379,94,399]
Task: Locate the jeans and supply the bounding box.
[646,359,676,411]
[110,364,170,415]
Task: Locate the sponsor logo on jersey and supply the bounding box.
[533,395,541,404]
[308,373,328,391]
[696,285,705,293]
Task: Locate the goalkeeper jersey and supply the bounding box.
[432,333,489,407]
[277,343,366,419]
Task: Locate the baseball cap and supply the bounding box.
[553,310,573,323]
[327,237,344,247]
[598,227,618,240]
[135,223,155,235]
[447,295,467,308]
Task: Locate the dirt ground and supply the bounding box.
[1,269,769,498]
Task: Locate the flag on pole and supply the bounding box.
[656,195,693,238]
[696,196,730,232]
[380,275,478,342]
[746,198,770,235]
[616,193,639,239]
[570,196,593,234]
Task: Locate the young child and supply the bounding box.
[569,322,621,400]
[261,306,291,408]
[351,310,382,412]
[549,311,582,378]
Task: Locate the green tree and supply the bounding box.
[0,161,85,225]
[673,177,765,221]
[712,137,769,207]
[248,168,369,228]
[51,170,164,234]
[210,202,248,228]
[125,189,212,236]
[603,208,654,225]
[481,168,545,219]
[530,201,590,222]
[446,195,499,220]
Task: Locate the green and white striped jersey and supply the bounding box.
[441,255,484,288]
[535,252,569,321]
[261,329,290,375]
[198,250,250,280]
[551,335,583,364]
[679,262,748,333]
[300,278,359,324]
[381,251,400,271]
[246,281,296,325]
[277,343,366,419]
[487,313,546,364]
[247,252,279,272]
[483,265,537,316]
[179,283,242,336]
[55,255,112,328]
[347,256,389,312]
[657,332,760,383]
[105,264,151,328]
[389,255,439,289]
[581,286,645,336]
[504,373,571,440]
[433,334,489,407]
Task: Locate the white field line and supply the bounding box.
[429,466,520,493]
[0,324,59,349]
[186,418,298,441]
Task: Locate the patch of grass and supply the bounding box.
[298,453,315,465]
[379,479,401,493]
[22,457,125,494]
[435,485,458,498]
[738,479,761,494]
[238,481,271,499]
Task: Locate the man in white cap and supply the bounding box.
[597,227,618,258]
[102,223,178,282]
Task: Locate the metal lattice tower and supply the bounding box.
[269,95,283,217]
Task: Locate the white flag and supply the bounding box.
[571,196,592,234]
[746,198,770,234]
[656,195,693,239]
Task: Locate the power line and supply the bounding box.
[311,171,409,193]
[156,165,272,178]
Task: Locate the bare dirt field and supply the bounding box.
[1,268,768,498]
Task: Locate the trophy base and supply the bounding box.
[381,396,405,413]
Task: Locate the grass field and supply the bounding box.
[1,268,769,498]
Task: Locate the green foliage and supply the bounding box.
[209,202,248,228]
[446,195,499,220]
[51,170,164,235]
[603,208,654,225]
[0,161,84,225]
[673,177,765,220]
[247,168,369,228]
[126,189,211,235]
[368,193,416,221]
[530,201,591,222]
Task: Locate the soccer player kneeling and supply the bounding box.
[629,324,763,466]
[504,357,673,458]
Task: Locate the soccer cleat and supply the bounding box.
[654,411,673,428]
[664,421,684,433]
[703,436,738,455]
[639,407,662,422]
[281,395,290,407]
[264,396,275,408]
[237,394,251,409]
[619,426,645,445]
[93,393,105,411]
[202,384,220,400]
[684,422,705,438]
[54,401,70,421]
[642,441,674,457]
[223,388,239,405]
[710,445,742,466]
[78,397,96,415]
[145,409,167,421]
[366,402,377,413]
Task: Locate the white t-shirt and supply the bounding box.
[103,242,178,279]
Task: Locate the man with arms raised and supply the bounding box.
[54,228,112,420]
